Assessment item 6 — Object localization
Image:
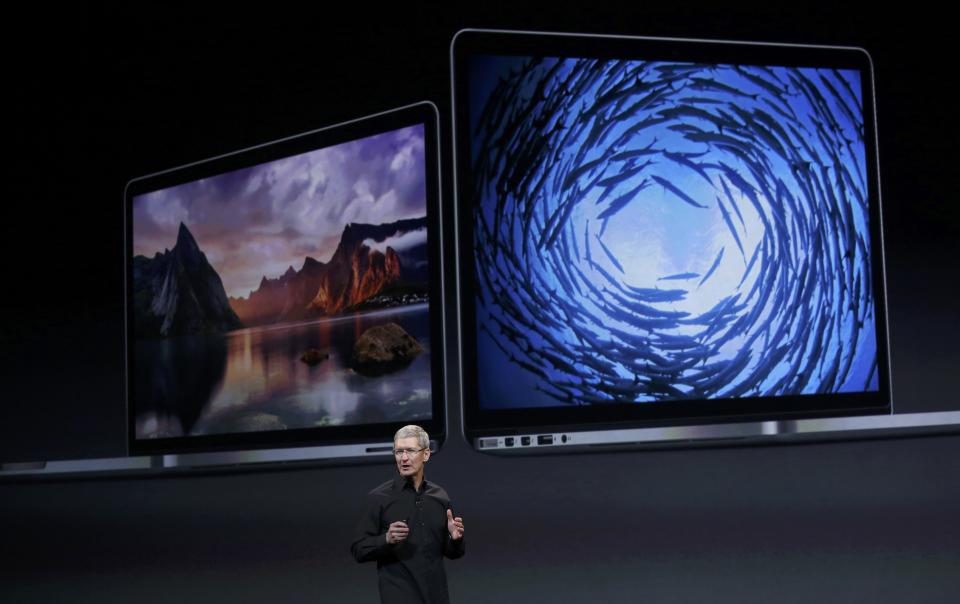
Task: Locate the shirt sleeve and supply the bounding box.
[443,503,466,560]
[444,533,465,559]
[350,495,392,563]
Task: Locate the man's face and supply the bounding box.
[395,436,430,479]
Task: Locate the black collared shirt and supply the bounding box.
[351,477,465,604]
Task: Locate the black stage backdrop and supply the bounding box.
[3,3,958,602]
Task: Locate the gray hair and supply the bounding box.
[394,425,429,450]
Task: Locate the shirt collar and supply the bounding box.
[393,475,428,494]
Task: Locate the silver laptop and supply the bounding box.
[450,30,900,453]
[123,102,448,464]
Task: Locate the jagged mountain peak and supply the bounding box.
[229,216,428,326]
[175,222,201,254]
[132,223,241,338]
[302,256,324,271]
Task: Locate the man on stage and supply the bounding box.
[351,425,466,604]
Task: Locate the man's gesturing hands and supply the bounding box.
[387,511,463,545]
[386,521,409,545]
[447,509,464,541]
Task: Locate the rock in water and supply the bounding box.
[352,323,424,376]
[300,348,330,365]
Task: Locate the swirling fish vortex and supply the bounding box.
[472,58,878,404]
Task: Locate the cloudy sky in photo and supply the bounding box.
[133,124,426,298]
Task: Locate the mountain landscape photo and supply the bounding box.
[130,123,430,339]
[128,122,434,439]
[132,217,428,337]
[229,217,429,327]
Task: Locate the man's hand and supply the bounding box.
[447,509,464,541]
[385,521,409,545]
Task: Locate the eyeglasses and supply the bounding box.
[393,447,426,457]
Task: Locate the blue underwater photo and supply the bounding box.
[469,57,879,409]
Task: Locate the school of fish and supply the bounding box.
[470,57,879,405]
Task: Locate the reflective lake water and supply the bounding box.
[134,304,432,439]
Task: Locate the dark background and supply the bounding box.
[3,3,958,602]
